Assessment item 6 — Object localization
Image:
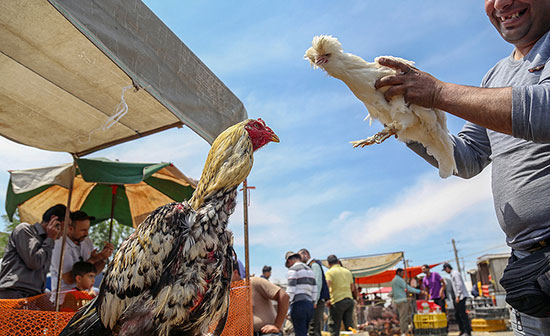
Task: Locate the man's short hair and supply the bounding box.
[327,254,339,265]
[262,265,272,273]
[396,268,404,275]
[72,261,96,278]
[298,248,310,256]
[42,204,67,223]
[422,264,430,269]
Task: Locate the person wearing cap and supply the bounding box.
[325,254,357,336]
[285,251,317,336]
[261,265,272,281]
[391,268,423,336]
[50,210,114,293]
[0,204,65,298]
[443,263,471,336]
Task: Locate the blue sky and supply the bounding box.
[0,1,515,284]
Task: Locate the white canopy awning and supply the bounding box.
[0,0,247,155]
[322,252,404,278]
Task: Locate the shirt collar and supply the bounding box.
[34,222,47,237]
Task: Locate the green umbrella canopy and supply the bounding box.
[6,158,196,228]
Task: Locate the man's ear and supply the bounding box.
[75,275,82,283]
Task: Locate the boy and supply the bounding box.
[60,261,97,312]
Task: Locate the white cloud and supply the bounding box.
[331,169,493,248]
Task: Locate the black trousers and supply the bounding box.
[455,298,472,334]
[307,299,325,336]
[433,297,446,312]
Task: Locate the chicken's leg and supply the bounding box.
[351,123,398,148]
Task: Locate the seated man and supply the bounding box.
[60,261,97,312]
[252,275,289,336]
[50,210,113,293]
[0,204,64,299]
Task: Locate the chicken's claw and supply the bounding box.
[351,125,398,148]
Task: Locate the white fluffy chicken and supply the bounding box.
[305,35,456,178]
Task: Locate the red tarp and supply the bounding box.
[355,263,441,285]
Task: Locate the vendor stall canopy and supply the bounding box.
[322,252,404,278]
[0,0,247,156]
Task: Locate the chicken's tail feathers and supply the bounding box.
[59,298,110,336]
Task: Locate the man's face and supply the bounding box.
[422,266,429,274]
[263,271,271,279]
[298,251,309,262]
[68,219,90,243]
[444,267,451,274]
[485,0,550,49]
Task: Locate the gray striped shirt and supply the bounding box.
[287,262,317,303]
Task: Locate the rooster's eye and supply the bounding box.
[324,53,331,57]
[254,123,261,129]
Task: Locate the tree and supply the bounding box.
[88,219,134,256]
[0,212,20,258]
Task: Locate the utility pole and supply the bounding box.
[452,238,462,274]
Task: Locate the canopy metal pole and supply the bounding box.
[54,157,76,312]
[108,185,118,244]
[242,179,250,280]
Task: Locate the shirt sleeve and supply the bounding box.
[512,63,550,142]
[407,122,492,179]
[406,284,421,294]
[287,269,297,303]
[14,225,54,270]
[311,263,322,302]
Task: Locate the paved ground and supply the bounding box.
[449,331,513,336]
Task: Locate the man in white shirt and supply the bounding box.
[443,263,471,336]
[50,211,114,293]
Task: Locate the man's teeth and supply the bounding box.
[500,12,521,22]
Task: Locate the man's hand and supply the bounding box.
[455,297,460,304]
[98,242,114,260]
[374,57,444,109]
[439,289,446,300]
[260,324,280,334]
[46,216,62,239]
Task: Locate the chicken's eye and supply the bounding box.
[254,123,261,129]
[324,53,331,57]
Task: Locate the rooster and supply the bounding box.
[305,35,456,178]
[60,119,279,336]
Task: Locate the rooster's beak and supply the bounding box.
[270,133,280,143]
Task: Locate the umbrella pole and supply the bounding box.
[55,158,76,312]
[108,185,118,244]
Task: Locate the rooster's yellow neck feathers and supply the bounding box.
[189,120,254,210]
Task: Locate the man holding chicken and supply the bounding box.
[375,1,550,334]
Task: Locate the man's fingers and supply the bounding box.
[384,85,406,103]
[374,75,404,90]
[377,57,411,73]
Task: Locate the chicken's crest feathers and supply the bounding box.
[304,35,343,69]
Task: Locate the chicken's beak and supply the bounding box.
[270,133,280,143]
[315,56,327,65]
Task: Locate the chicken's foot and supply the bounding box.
[350,124,398,148]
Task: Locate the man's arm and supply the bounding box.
[87,242,114,273]
[263,289,290,334]
[374,58,513,134]
[14,225,55,270]
[439,276,447,299]
[311,262,323,303]
[376,57,550,143]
